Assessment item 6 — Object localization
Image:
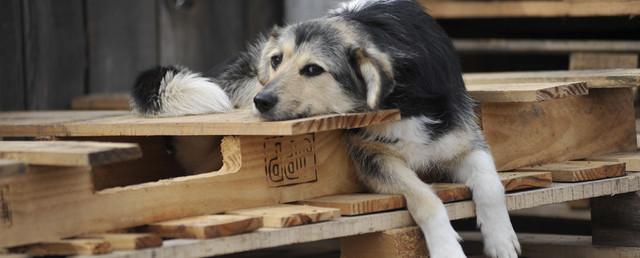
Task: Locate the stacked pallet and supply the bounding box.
[1,69,639,257]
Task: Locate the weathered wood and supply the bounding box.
[517,161,627,182]
[0,141,141,167]
[570,53,639,70]
[11,239,112,256]
[22,0,87,110]
[83,234,162,251]
[466,81,588,103]
[340,227,428,258]
[464,69,640,89]
[462,232,640,258]
[300,194,406,216]
[228,204,341,228]
[483,88,636,171]
[453,39,640,54]
[86,0,157,94]
[71,94,131,111]
[588,151,640,172]
[592,192,640,247]
[145,215,262,239]
[0,160,25,178]
[0,131,364,247]
[0,0,25,111]
[0,109,401,136]
[419,0,640,18]
[71,174,640,258]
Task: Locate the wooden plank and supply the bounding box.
[301,172,551,215]
[23,0,87,110]
[0,141,142,167]
[0,109,401,136]
[570,53,639,70]
[462,233,640,258]
[83,234,162,251]
[71,94,131,111]
[11,239,112,256]
[144,215,262,239]
[0,160,25,178]
[0,0,25,111]
[588,151,640,172]
[228,204,341,228]
[517,161,626,182]
[466,81,588,103]
[464,69,640,89]
[483,88,637,171]
[299,194,406,216]
[419,0,640,18]
[0,131,365,247]
[86,0,157,94]
[72,173,640,258]
[453,39,640,54]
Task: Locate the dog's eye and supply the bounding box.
[271,54,282,69]
[300,64,325,77]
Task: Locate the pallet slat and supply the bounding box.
[0,141,142,167]
[464,69,640,89]
[145,215,262,239]
[228,204,341,228]
[453,39,640,54]
[11,239,112,256]
[71,94,131,111]
[517,161,626,182]
[71,173,640,258]
[466,81,588,103]
[82,234,162,251]
[0,109,401,136]
[587,151,640,172]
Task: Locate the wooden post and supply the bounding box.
[591,192,640,247]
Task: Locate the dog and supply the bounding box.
[131,0,521,257]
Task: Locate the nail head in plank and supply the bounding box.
[0,141,141,166]
[82,233,162,250]
[466,81,588,103]
[516,161,626,182]
[0,160,25,178]
[145,215,262,239]
[587,151,640,172]
[10,239,112,256]
[0,109,401,137]
[299,194,406,216]
[464,69,640,89]
[228,204,341,228]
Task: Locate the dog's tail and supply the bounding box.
[130,65,233,117]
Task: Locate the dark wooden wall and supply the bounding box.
[0,0,283,111]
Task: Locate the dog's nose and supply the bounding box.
[254,93,278,113]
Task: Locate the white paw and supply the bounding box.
[483,226,521,258]
[428,238,466,258]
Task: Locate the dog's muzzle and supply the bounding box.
[253,92,278,113]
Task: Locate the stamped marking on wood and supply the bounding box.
[0,185,11,226]
[264,134,318,187]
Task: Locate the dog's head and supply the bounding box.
[253,18,395,120]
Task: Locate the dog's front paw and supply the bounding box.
[427,239,466,258]
[483,227,520,258]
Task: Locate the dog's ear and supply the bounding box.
[352,47,394,110]
[257,26,282,85]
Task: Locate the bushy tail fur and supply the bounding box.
[131,65,233,117]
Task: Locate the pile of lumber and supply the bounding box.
[1,68,639,257]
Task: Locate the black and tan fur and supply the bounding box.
[131,1,521,257]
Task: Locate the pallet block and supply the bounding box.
[145,215,262,239]
[587,151,640,172]
[0,110,402,247]
[516,161,626,182]
[340,227,428,258]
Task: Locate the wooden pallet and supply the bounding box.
[418,0,640,18]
